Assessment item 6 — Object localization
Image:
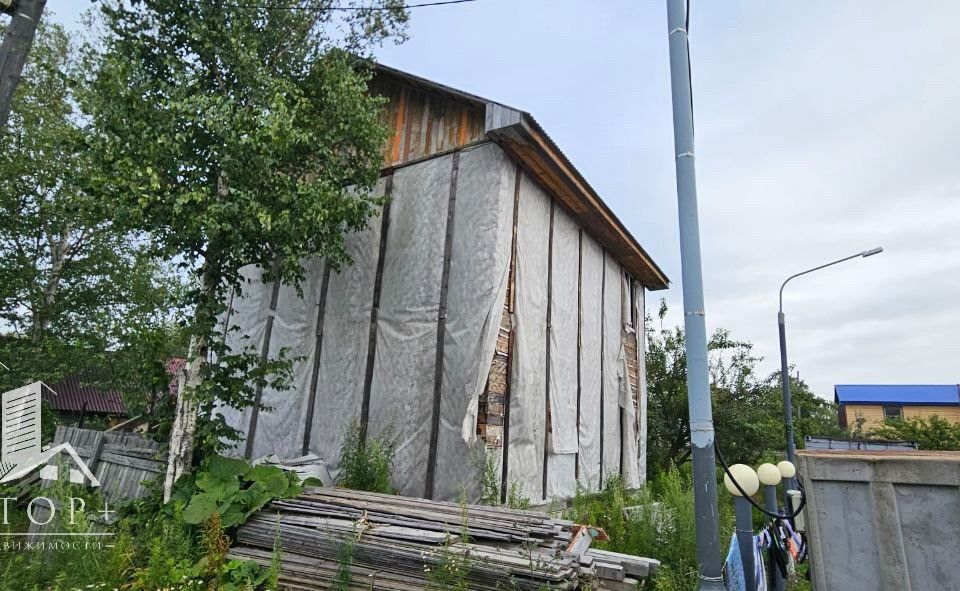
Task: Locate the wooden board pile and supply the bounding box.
[581,548,660,591]
[230,487,659,590]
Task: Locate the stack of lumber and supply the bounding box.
[230,487,658,590]
[580,548,660,591]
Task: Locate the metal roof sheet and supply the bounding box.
[834,384,960,406]
[42,375,128,415]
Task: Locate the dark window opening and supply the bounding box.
[883,405,903,420]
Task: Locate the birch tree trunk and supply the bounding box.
[163,332,206,502]
[163,173,227,502]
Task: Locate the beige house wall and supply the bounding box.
[843,404,960,431]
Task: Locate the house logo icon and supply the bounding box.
[0,382,100,487]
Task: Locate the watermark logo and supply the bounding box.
[0,382,100,487]
[1,382,113,550]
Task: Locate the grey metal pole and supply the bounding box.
[735,497,755,591]
[764,484,784,591]
[777,247,882,488]
[777,312,797,474]
[664,1,723,588]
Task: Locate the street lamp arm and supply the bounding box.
[778,247,883,313]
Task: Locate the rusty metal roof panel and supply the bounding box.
[43,375,127,415]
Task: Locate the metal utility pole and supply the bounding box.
[0,0,47,129]
[664,1,723,588]
[778,246,883,474]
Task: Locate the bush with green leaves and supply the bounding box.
[475,448,530,510]
[337,421,396,494]
[567,468,734,591]
[172,455,306,528]
[868,415,960,450]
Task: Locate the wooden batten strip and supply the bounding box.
[425,151,461,499]
[389,88,407,165]
[360,176,394,444]
[574,229,583,480]
[618,264,625,476]
[542,200,555,501]
[301,264,333,455]
[500,165,522,505]
[598,251,606,484]
[245,264,283,459]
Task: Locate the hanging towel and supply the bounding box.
[725,532,747,591]
[754,536,769,591]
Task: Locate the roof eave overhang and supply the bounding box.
[484,103,670,290]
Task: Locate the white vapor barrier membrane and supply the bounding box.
[635,285,648,485]
[507,173,551,502]
[433,144,516,501]
[601,255,622,481]
[547,207,580,454]
[216,265,274,454]
[308,179,387,477]
[368,155,452,496]
[546,207,579,500]
[619,275,641,489]
[577,235,604,491]
[246,258,325,460]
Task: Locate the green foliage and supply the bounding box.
[0,454,303,590]
[337,421,396,494]
[475,448,530,510]
[646,300,842,479]
[174,455,304,528]
[0,477,133,590]
[331,530,357,591]
[425,495,471,591]
[0,21,187,433]
[868,415,960,450]
[567,468,734,591]
[86,0,411,455]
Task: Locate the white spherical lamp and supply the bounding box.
[757,463,782,486]
[777,460,796,479]
[723,464,760,497]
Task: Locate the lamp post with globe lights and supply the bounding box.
[757,463,785,591]
[724,464,760,589]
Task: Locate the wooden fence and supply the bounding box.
[28,426,165,531]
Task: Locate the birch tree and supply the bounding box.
[0,22,182,396]
[87,1,408,500]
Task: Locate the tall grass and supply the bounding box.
[337,421,397,494]
[567,468,734,591]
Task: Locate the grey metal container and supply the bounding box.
[797,449,960,591]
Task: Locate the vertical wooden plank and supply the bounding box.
[542,200,555,501]
[457,108,470,146]
[402,89,420,163]
[424,150,460,499]
[499,165,523,505]
[301,264,333,455]
[389,87,407,166]
[245,265,282,459]
[423,94,434,156]
[360,176,394,444]
[599,252,606,485]
[575,228,583,480]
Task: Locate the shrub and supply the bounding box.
[475,447,530,510]
[337,421,396,494]
[868,415,960,450]
[567,468,734,591]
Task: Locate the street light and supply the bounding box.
[777,247,884,471]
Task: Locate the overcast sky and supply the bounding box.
[45,1,960,398]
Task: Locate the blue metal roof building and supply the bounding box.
[834,384,960,429]
[834,384,960,406]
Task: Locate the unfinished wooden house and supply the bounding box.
[219,65,669,503]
